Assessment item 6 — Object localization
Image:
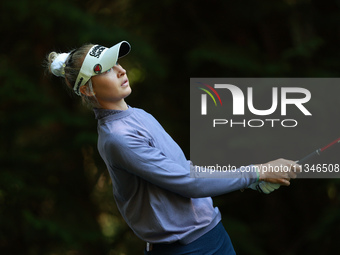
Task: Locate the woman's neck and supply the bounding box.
[100,100,128,110]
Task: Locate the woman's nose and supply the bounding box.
[117,65,126,77]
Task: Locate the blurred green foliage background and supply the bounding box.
[1,0,340,254]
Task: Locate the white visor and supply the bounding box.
[73,41,131,96]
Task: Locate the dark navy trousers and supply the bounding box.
[144,221,236,255]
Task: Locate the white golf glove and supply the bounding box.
[248,181,280,194]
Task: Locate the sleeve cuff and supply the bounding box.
[255,166,260,181]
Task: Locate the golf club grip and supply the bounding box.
[296,149,320,165]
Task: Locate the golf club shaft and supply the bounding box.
[257,137,339,193]
[296,137,340,165]
[296,149,320,165]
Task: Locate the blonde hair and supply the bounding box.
[46,44,101,108]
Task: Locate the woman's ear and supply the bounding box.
[80,85,95,97]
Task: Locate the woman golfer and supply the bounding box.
[47,41,299,254]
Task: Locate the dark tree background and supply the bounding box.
[1,0,340,254]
